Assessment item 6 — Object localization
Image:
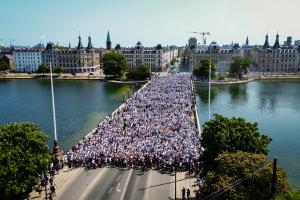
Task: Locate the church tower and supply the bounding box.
[273,33,280,49]
[87,34,93,49]
[263,34,270,49]
[106,30,112,50]
[77,35,83,50]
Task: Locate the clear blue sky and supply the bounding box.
[1,0,300,47]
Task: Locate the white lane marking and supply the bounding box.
[78,167,107,200]
[120,169,133,200]
[108,187,114,194]
[144,170,152,200]
[116,175,122,182]
[117,183,121,192]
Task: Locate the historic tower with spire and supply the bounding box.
[77,35,83,50]
[273,33,280,49]
[246,36,249,46]
[87,34,93,50]
[263,34,270,49]
[106,30,112,50]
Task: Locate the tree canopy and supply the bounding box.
[103,51,127,77]
[126,64,150,80]
[0,122,50,200]
[229,56,252,78]
[0,59,10,71]
[200,151,288,200]
[192,59,216,79]
[36,64,50,74]
[201,114,272,174]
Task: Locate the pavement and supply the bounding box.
[29,166,198,200]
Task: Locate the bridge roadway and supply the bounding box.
[55,167,182,200]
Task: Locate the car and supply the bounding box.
[71,72,76,76]
[89,72,94,75]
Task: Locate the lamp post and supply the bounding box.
[149,50,152,79]
[49,62,63,161]
[122,92,126,103]
[208,61,211,121]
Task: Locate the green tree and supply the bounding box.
[0,122,51,200]
[36,64,50,75]
[192,59,216,79]
[0,59,10,71]
[103,51,127,77]
[200,152,288,200]
[201,114,272,174]
[53,66,64,74]
[170,58,177,65]
[275,189,300,200]
[126,64,150,80]
[229,56,252,78]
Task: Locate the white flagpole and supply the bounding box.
[50,61,57,141]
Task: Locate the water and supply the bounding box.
[0,79,299,188]
[0,79,140,151]
[195,80,300,188]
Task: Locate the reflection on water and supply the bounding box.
[195,80,300,188]
[0,79,143,151]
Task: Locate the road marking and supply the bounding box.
[116,174,122,182]
[144,170,152,200]
[108,187,114,194]
[120,169,133,200]
[117,183,122,192]
[78,167,107,200]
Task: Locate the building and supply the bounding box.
[187,41,239,73]
[294,40,300,46]
[251,34,300,72]
[13,47,43,72]
[106,31,112,51]
[116,42,178,72]
[42,35,100,73]
[0,46,14,70]
[188,37,197,49]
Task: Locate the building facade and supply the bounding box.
[13,48,43,72]
[42,36,100,73]
[116,42,178,72]
[251,34,300,72]
[187,41,239,73]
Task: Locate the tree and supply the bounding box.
[0,122,50,200]
[229,56,252,78]
[0,59,10,71]
[201,114,272,174]
[170,58,177,66]
[192,59,216,79]
[275,189,300,200]
[126,64,150,80]
[36,64,50,75]
[53,66,64,74]
[200,152,288,200]
[103,51,127,77]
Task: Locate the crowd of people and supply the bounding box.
[66,73,201,171]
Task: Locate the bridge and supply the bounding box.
[31,72,202,200]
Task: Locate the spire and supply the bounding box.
[68,42,71,49]
[77,35,83,49]
[246,36,249,46]
[106,30,112,50]
[106,30,111,43]
[263,33,270,49]
[273,33,280,49]
[87,34,93,49]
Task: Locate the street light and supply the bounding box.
[208,61,211,121]
[122,92,126,103]
[49,62,63,161]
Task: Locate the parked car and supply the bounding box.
[71,72,76,76]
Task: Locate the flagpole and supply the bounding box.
[208,61,211,121]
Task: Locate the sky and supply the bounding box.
[1,0,300,48]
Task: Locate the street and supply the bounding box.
[30,166,197,200]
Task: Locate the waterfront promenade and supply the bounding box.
[30,72,200,200]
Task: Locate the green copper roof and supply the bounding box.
[106,31,111,43]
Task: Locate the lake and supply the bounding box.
[0,79,299,188]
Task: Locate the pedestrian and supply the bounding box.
[186,188,190,200]
[182,187,186,200]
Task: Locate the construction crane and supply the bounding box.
[189,32,210,45]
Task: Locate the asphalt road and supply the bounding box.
[57,167,163,200]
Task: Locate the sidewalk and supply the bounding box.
[172,172,199,200]
[29,166,83,200]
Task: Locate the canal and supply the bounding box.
[0,79,299,188]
